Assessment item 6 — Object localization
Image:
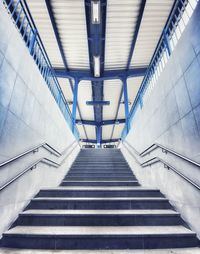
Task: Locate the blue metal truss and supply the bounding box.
[122,0,188,141]
[85,0,107,147]
[54,67,147,81]
[45,0,88,139]
[81,139,120,144]
[110,0,147,140]
[76,119,126,126]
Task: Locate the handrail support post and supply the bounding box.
[29,29,37,55]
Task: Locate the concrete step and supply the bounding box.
[63,176,137,181]
[2,226,198,249]
[41,186,154,190]
[37,188,164,198]
[66,173,134,177]
[60,181,140,186]
[70,166,131,169]
[27,197,172,210]
[16,209,182,226]
[73,162,128,165]
[68,168,133,174]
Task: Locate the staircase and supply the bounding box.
[1,149,199,250]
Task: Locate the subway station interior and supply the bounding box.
[0,0,200,252]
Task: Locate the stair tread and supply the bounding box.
[32,197,167,201]
[21,209,178,215]
[5,226,194,236]
[62,180,138,182]
[41,187,159,191]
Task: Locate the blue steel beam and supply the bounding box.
[126,0,147,69]
[85,0,107,146]
[76,119,126,126]
[45,0,88,139]
[110,0,147,140]
[81,139,120,144]
[54,67,147,81]
[72,79,79,134]
[123,78,130,134]
[45,0,68,70]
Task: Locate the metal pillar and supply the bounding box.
[72,78,79,134]
[123,78,130,135]
[97,126,102,148]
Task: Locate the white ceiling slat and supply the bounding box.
[51,0,89,70]
[105,0,141,70]
[103,80,122,120]
[102,126,114,140]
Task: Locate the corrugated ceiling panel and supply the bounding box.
[117,97,125,119]
[127,76,144,109]
[130,0,174,67]
[51,0,89,69]
[26,0,63,68]
[105,0,141,70]
[112,124,125,139]
[77,81,94,120]
[84,126,96,140]
[102,125,114,140]
[103,79,122,120]
[77,125,87,140]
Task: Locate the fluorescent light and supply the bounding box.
[94,56,100,77]
[91,1,100,24]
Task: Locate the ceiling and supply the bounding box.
[25,0,175,146]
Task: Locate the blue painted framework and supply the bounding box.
[44,0,88,138]
[54,67,147,81]
[121,0,189,140]
[4,0,191,145]
[84,0,107,147]
[110,0,147,141]
[76,119,126,126]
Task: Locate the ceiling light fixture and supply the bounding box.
[94,56,100,77]
[91,1,100,24]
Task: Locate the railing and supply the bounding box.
[2,0,79,140]
[123,140,200,191]
[121,0,199,140]
[0,140,79,192]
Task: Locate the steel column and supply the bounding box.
[123,78,130,135]
[96,126,102,148]
[72,78,79,134]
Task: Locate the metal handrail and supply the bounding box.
[0,140,78,168]
[0,141,79,192]
[0,158,59,192]
[124,140,200,168]
[0,143,61,168]
[123,141,200,191]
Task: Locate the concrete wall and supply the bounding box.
[121,2,200,238]
[0,2,80,237]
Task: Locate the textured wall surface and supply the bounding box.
[0,2,79,237]
[122,2,200,238]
